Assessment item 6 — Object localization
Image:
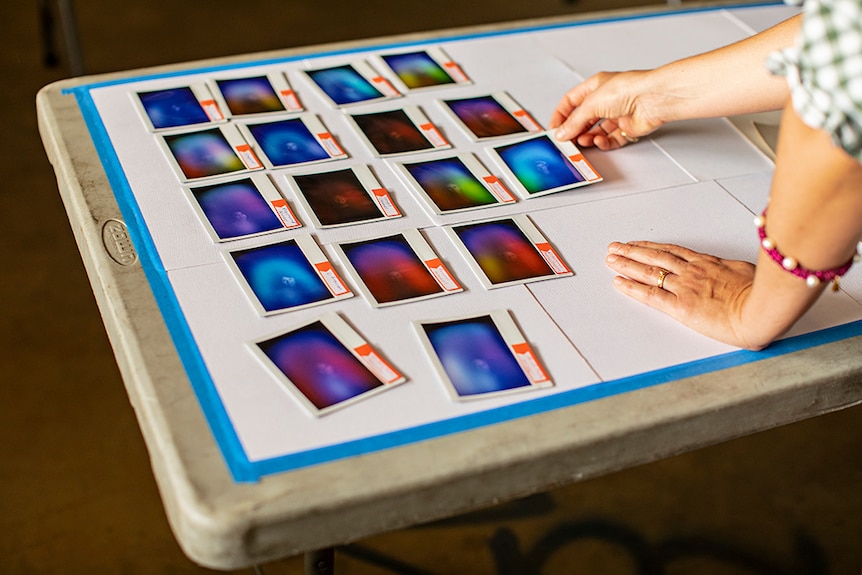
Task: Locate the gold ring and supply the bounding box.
[657,268,670,289]
[620,130,639,144]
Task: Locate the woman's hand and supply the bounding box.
[604,240,762,349]
[549,70,666,150]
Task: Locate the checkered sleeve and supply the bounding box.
[767,0,862,161]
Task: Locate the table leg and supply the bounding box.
[304,548,335,575]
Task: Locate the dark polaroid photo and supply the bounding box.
[441,93,541,141]
[252,312,405,416]
[347,107,449,157]
[285,165,400,228]
[212,73,302,117]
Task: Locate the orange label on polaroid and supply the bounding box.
[270,199,301,228]
[372,188,401,217]
[200,99,224,121]
[512,343,550,384]
[568,154,600,181]
[354,343,401,383]
[536,242,570,274]
[279,90,302,111]
[425,258,460,291]
[317,133,345,157]
[482,176,516,203]
[371,76,400,98]
[314,262,350,295]
[443,61,469,83]
[419,123,448,147]
[235,144,262,169]
[513,109,542,131]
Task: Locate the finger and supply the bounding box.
[549,83,594,131]
[612,275,676,312]
[606,253,675,290]
[607,241,688,271]
[621,241,705,263]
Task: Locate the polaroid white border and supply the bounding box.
[183,172,301,243]
[485,132,602,200]
[157,123,263,184]
[390,152,516,216]
[413,308,553,402]
[132,83,226,133]
[372,46,472,93]
[345,105,451,158]
[443,213,572,290]
[439,92,542,142]
[209,72,304,119]
[330,228,463,308]
[279,163,402,229]
[224,233,353,316]
[301,60,401,108]
[250,312,406,417]
[236,113,348,170]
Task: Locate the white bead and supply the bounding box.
[782,256,797,270]
[806,275,821,287]
[761,237,774,250]
[754,215,764,228]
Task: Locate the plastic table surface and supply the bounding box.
[37,3,862,570]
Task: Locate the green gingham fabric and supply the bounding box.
[767,0,862,160]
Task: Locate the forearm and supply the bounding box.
[646,15,800,123]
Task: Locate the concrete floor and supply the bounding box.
[3,1,861,573]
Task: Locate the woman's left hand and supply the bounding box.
[605,240,760,349]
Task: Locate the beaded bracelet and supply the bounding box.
[755,210,860,289]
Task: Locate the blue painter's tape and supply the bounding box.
[61,1,858,484]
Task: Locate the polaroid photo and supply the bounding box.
[210,72,303,118]
[444,214,572,289]
[158,124,263,183]
[302,61,400,107]
[390,152,515,215]
[225,234,353,316]
[373,47,471,93]
[236,114,347,170]
[486,133,602,199]
[439,92,542,142]
[330,229,462,308]
[184,173,301,242]
[414,309,552,402]
[132,84,225,132]
[251,312,406,417]
[281,164,401,228]
[346,106,450,157]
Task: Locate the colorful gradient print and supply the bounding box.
[216,76,285,115]
[496,135,584,194]
[454,219,553,284]
[138,87,210,129]
[351,109,433,155]
[257,321,382,410]
[247,119,329,166]
[382,51,455,89]
[306,65,383,105]
[406,157,496,211]
[232,241,332,312]
[192,178,282,239]
[163,129,245,179]
[341,235,442,304]
[423,315,530,397]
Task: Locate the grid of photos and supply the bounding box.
[131,44,603,417]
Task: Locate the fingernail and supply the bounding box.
[606,254,617,264]
[554,128,568,141]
